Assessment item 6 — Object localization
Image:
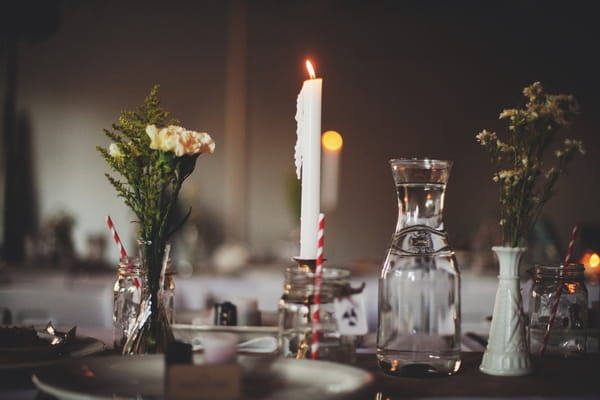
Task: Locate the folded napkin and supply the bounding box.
[189,335,278,353]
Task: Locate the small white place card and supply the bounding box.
[334,293,368,335]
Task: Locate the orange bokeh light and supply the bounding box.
[581,252,600,269]
[321,130,343,152]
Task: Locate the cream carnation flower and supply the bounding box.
[146,124,215,156]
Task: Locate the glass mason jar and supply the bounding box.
[122,241,175,354]
[528,263,588,356]
[278,264,358,363]
[113,258,176,350]
[377,158,461,376]
[113,257,144,350]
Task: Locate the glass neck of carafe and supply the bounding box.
[390,159,451,234]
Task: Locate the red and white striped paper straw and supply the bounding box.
[540,224,578,355]
[310,213,325,360]
[562,224,578,267]
[106,215,128,259]
[106,215,139,288]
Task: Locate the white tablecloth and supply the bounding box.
[1,268,499,333]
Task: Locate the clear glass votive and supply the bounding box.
[278,263,359,363]
[528,263,588,356]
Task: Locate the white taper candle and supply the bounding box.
[296,60,322,259]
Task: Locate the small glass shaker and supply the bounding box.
[528,263,588,356]
[113,257,144,350]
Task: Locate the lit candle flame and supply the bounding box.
[306,60,316,79]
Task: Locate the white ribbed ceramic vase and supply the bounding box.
[480,246,532,376]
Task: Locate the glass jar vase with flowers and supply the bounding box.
[98,85,215,354]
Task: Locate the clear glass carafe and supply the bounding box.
[377,158,461,376]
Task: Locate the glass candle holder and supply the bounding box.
[278,260,360,363]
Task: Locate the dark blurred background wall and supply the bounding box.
[1,0,598,269]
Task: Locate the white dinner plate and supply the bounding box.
[33,354,374,400]
[0,335,105,370]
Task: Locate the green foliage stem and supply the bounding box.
[476,82,584,247]
[96,85,195,271]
